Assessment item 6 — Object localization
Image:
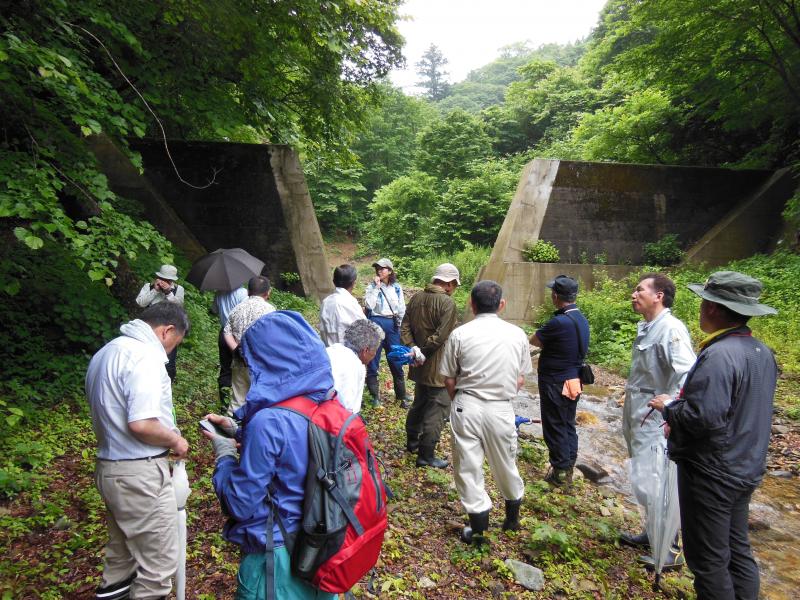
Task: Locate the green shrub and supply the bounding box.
[642,233,684,266]
[523,240,560,263]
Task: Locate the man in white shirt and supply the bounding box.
[223,276,276,417]
[86,302,189,600]
[326,320,384,413]
[319,264,366,346]
[440,280,533,545]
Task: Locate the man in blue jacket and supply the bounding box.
[648,271,778,600]
[203,311,337,600]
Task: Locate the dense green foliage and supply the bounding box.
[577,253,800,386]
[523,240,561,263]
[1,0,404,287]
[642,233,685,266]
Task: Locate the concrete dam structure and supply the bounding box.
[483,159,797,324]
[89,136,333,302]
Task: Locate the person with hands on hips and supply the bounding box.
[364,258,408,407]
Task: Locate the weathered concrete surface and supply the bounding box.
[87,135,206,261]
[684,167,798,266]
[94,137,332,302]
[485,262,639,324]
[483,158,794,325]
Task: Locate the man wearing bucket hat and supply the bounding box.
[401,263,460,468]
[136,264,185,380]
[648,271,778,600]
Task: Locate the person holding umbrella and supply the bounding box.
[648,271,778,600]
[135,264,185,380]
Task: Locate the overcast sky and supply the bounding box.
[390,0,608,93]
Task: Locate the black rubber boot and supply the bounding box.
[394,379,410,408]
[366,375,380,406]
[619,530,650,549]
[502,498,522,531]
[415,445,448,468]
[461,509,491,545]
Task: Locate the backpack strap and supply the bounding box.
[563,310,588,360]
[264,484,291,600]
[272,398,366,535]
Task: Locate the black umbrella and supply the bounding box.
[186,248,265,292]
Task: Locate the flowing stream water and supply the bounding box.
[513,383,800,600]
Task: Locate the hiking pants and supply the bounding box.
[95,456,177,599]
[450,392,524,514]
[538,379,578,469]
[677,463,759,600]
[406,383,451,450]
[366,316,404,387]
[236,548,336,600]
[229,355,251,417]
[218,328,234,389]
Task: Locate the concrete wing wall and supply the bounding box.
[126,140,333,302]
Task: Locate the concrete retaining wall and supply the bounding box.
[92,137,333,302]
[484,159,795,325]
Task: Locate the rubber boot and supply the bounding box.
[502,498,522,531]
[544,466,573,487]
[366,375,380,406]
[619,530,650,549]
[461,509,491,545]
[394,379,410,409]
[415,445,448,469]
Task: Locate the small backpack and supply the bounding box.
[264,396,388,597]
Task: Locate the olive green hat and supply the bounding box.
[687,271,777,317]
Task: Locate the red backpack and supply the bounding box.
[265,396,388,596]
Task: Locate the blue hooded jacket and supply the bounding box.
[212,311,334,553]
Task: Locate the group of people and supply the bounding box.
[531,270,778,600]
[87,258,778,600]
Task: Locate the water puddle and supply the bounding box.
[514,383,799,599]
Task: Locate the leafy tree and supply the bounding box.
[422,159,518,253]
[351,85,437,202]
[303,153,367,235]
[567,88,686,164]
[365,172,439,256]
[416,44,451,101]
[582,0,800,167]
[0,0,404,288]
[505,61,602,150]
[415,109,494,181]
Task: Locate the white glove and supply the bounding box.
[411,346,426,366]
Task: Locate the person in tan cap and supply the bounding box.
[401,263,460,468]
[648,271,778,600]
[136,264,185,380]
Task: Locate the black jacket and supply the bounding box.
[664,326,777,488]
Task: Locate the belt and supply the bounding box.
[459,389,509,402]
[98,450,169,462]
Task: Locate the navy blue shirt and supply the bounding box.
[535,305,590,384]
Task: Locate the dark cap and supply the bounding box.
[546,275,578,299]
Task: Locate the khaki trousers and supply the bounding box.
[450,392,524,514]
[229,356,251,417]
[94,456,178,599]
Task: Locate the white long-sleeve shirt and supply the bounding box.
[319,288,366,346]
[364,281,405,319]
[135,282,185,307]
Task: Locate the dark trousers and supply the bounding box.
[367,316,405,387]
[678,463,759,600]
[217,328,234,389]
[538,379,578,469]
[166,347,177,381]
[406,384,451,450]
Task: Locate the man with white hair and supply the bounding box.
[401,263,460,468]
[326,320,385,413]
